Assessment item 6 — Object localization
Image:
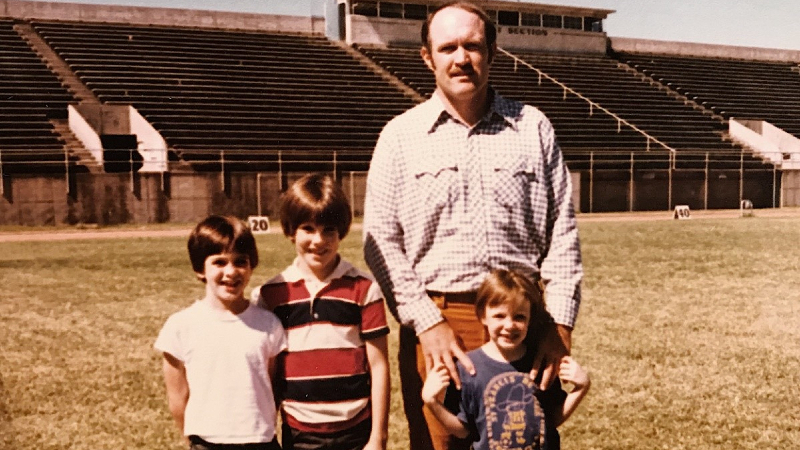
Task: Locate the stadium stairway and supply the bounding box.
[334,41,425,103]
[12,20,100,171]
[49,117,103,173]
[29,20,420,171]
[0,19,76,173]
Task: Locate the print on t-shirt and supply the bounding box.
[484,372,546,450]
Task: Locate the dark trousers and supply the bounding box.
[281,418,371,450]
[188,436,281,450]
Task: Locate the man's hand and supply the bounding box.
[418,321,475,389]
[530,323,572,390]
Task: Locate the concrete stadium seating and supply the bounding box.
[356,44,765,172]
[30,20,417,170]
[0,16,787,178]
[0,19,74,173]
[617,52,800,139]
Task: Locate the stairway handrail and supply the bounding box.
[499,48,676,153]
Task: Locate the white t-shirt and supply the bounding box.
[154,300,287,444]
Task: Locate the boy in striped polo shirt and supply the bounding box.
[253,173,390,450]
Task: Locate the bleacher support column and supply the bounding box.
[668,151,674,210]
[348,171,355,218]
[256,173,263,216]
[589,152,595,213]
[129,151,135,193]
[704,152,709,210]
[161,171,170,199]
[629,152,634,212]
[220,150,225,190]
[333,150,338,181]
[0,149,3,197]
[278,150,283,191]
[64,147,70,196]
[739,152,744,206]
[773,164,778,208]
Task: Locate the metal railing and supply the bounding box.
[500,48,678,153]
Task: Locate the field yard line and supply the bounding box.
[0,228,195,242]
[0,209,797,242]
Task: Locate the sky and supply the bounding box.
[22,0,800,51]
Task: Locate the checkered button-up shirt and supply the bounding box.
[363,92,582,334]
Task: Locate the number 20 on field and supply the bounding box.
[248,216,271,234]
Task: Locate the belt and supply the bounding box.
[427,290,477,308]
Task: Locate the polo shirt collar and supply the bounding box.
[283,256,356,284]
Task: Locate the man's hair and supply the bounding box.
[279,173,352,239]
[187,215,258,275]
[476,269,550,344]
[420,1,497,51]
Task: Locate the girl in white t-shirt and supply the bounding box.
[155,215,287,449]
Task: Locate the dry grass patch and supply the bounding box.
[1,217,798,449]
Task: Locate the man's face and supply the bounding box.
[421,6,494,103]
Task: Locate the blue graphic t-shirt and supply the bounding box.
[445,348,567,450]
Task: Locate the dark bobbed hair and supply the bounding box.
[476,269,551,345]
[420,1,497,51]
[187,215,258,276]
[279,173,352,239]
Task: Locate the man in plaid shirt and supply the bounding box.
[363,3,583,450]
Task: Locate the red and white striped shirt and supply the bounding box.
[253,258,389,433]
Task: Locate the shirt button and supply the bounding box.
[313,313,319,319]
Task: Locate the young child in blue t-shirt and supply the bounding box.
[421,269,590,450]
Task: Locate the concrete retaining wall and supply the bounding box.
[1,0,324,34]
[611,37,800,62]
[0,171,368,226]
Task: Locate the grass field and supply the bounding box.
[1,215,799,449]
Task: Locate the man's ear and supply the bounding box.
[420,46,434,72]
[196,272,206,283]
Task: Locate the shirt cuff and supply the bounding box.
[545,295,579,329]
[403,296,445,335]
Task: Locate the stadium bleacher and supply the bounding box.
[30,20,417,170]
[0,19,75,173]
[356,44,762,170]
[617,52,800,139]
[0,1,793,221]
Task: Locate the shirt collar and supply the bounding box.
[283,256,356,284]
[423,88,521,134]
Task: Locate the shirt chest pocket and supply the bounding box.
[410,157,460,209]
[492,155,539,209]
